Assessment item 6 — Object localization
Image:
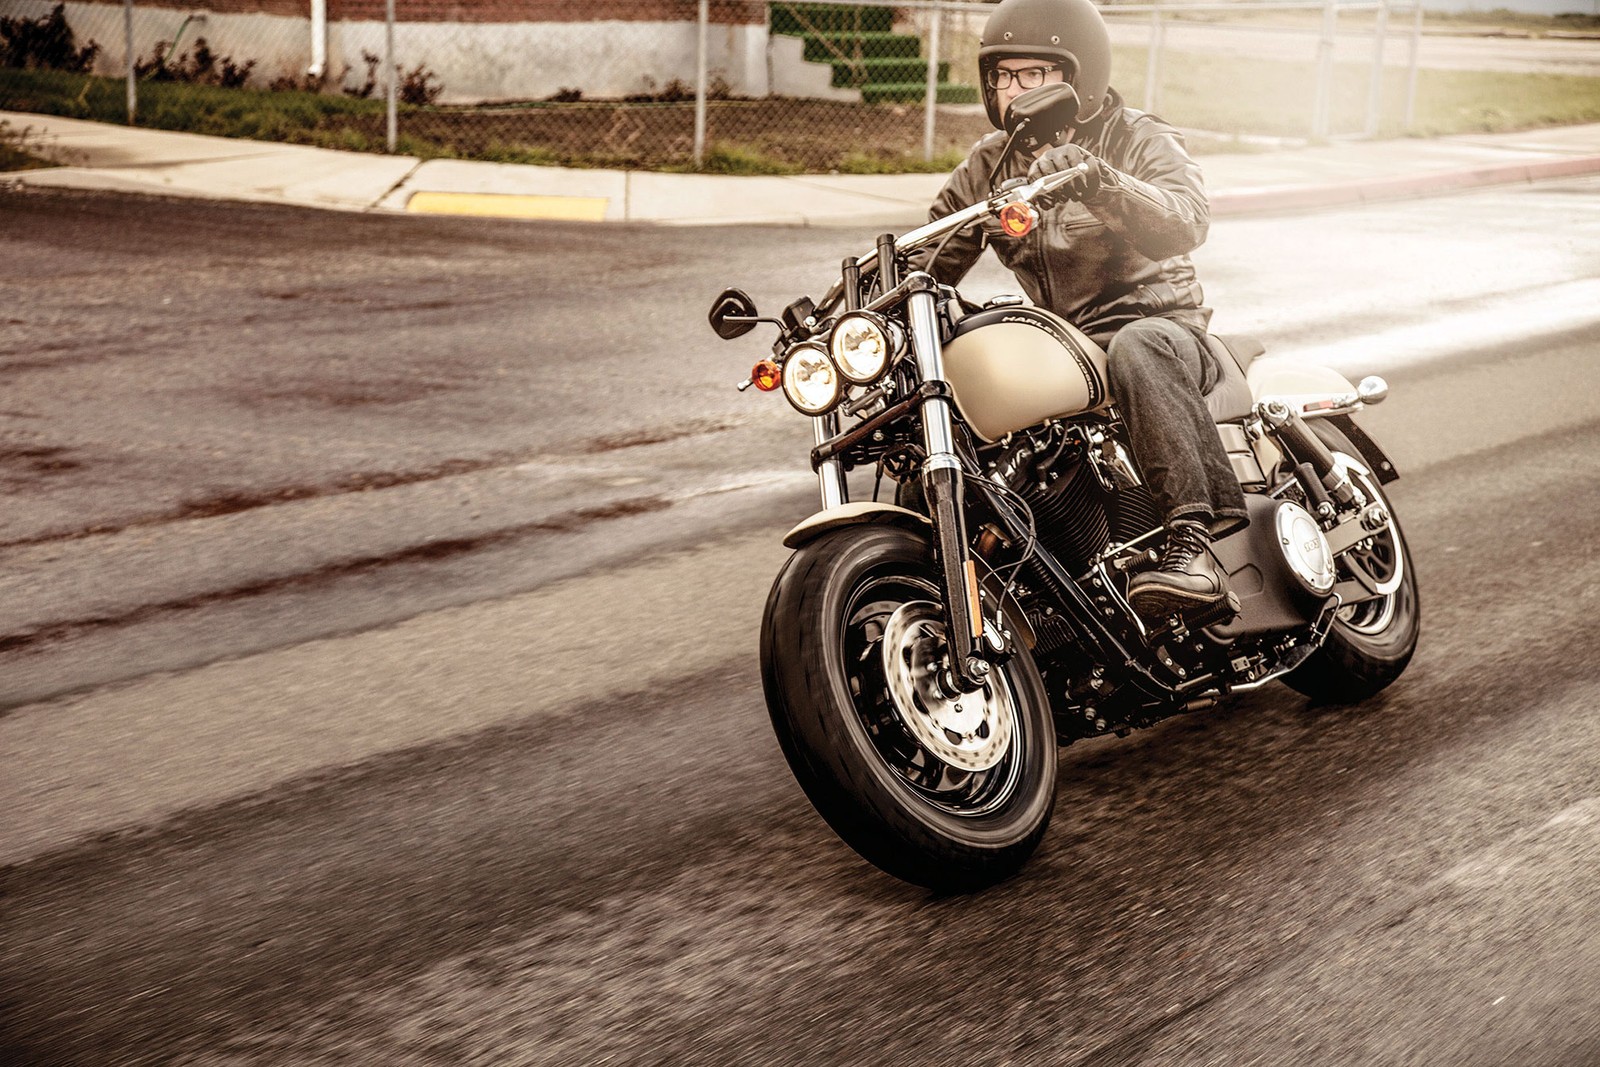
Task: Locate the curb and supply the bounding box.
[385,152,1600,224]
[7,105,1600,224]
[1210,153,1600,216]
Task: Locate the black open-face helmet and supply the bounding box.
[979,0,1112,130]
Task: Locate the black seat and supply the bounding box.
[1202,334,1265,423]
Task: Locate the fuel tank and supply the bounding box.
[941,306,1110,442]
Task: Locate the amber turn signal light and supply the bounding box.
[752,360,782,391]
[999,201,1037,238]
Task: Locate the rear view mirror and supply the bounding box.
[709,287,761,340]
[1003,83,1080,156]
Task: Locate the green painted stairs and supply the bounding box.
[771,3,980,104]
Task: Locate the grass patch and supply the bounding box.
[0,65,389,142]
[1408,9,1600,35]
[835,148,970,174]
[0,117,63,170]
[0,138,47,169]
[696,142,805,175]
[1109,46,1600,138]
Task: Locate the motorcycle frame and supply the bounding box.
[813,267,1183,703]
[777,160,1395,711]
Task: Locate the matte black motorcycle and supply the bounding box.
[708,86,1418,892]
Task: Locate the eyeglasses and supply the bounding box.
[985,65,1061,91]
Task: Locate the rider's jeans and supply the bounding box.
[1105,316,1249,537]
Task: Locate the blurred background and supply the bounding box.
[4,0,1599,172]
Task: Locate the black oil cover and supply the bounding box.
[1205,493,1332,641]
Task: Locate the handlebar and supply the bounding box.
[817,161,1092,316]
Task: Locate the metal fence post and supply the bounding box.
[923,0,942,163]
[1366,0,1389,137]
[123,0,135,124]
[694,0,709,169]
[1144,0,1164,116]
[385,0,397,153]
[309,0,328,82]
[1404,1,1422,129]
[1312,0,1337,139]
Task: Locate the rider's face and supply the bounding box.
[995,57,1067,122]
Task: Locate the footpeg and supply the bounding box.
[1182,591,1242,629]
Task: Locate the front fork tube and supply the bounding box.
[922,462,989,692]
[905,284,989,693]
[813,411,847,509]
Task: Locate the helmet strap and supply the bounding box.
[1070,86,1116,139]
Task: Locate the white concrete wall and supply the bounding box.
[331,20,770,101]
[12,2,314,84]
[16,1,773,102]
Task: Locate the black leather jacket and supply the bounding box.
[914,90,1212,346]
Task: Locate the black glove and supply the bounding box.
[1027,142,1105,200]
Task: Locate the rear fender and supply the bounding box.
[1327,414,1400,485]
[1245,362,1401,484]
[1246,360,1357,405]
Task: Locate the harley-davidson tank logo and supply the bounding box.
[994,311,1104,408]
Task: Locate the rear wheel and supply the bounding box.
[1282,423,1420,704]
[761,524,1056,892]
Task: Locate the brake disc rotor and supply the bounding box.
[880,600,1013,772]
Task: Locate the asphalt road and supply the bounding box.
[3,178,1600,1065]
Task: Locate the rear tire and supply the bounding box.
[1282,422,1420,704]
[761,524,1056,892]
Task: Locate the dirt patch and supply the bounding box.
[169,459,510,522]
[250,378,458,409]
[0,445,82,486]
[0,493,674,655]
[579,417,744,454]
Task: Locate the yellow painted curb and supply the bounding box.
[406,191,609,221]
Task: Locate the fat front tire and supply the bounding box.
[1282,422,1421,704]
[761,525,1056,892]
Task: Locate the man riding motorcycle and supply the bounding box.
[915,0,1245,621]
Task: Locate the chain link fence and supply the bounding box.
[3,0,1422,172]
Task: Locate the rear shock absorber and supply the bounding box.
[1256,400,1364,514]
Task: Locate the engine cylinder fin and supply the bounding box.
[1110,483,1162,545]
[1029,610,1078,659]
[1020,459,1110,575]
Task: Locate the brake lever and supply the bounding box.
[1012,161,1092,212]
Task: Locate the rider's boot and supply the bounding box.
[1127,518,1240,622]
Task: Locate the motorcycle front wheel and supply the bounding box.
[760,524,1056,892]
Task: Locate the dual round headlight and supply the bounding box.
[781,342,840,416]
[780,312,897,416]
[830,312,893,385]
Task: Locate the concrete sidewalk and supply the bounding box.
[6,109,1600,225]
